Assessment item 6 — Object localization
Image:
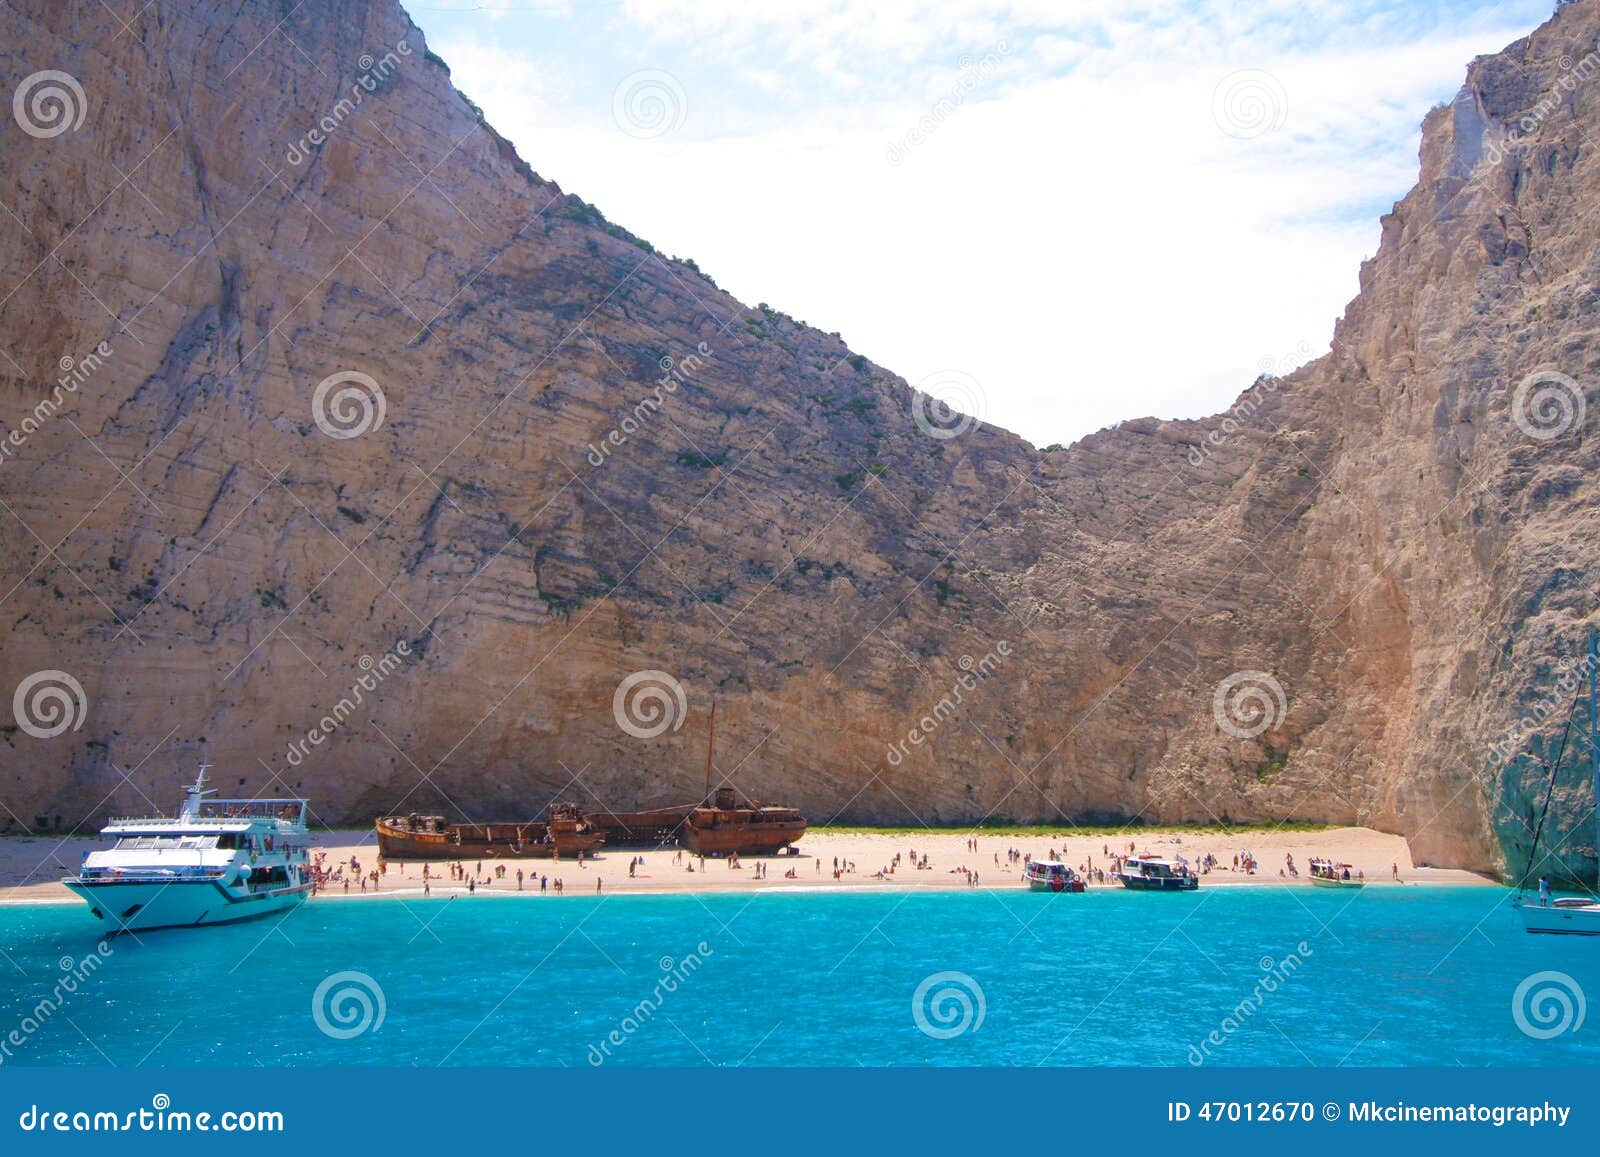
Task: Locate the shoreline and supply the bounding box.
[0,825,1498,907]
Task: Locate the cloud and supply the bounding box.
[418,0,1554,446]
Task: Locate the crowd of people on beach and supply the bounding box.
[314,854,576,897]
[305,834,1392,900]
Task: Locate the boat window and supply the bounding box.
[112,834,217,850]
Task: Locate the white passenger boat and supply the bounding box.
[62,765,312,932]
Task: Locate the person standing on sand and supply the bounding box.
[517,869,524,891]
[596,877,603,894]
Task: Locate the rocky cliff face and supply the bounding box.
[3,0,1599,879]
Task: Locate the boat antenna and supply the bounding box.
[180,761,215,821]
[704,701,717,804]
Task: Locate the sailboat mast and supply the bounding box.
[705,701,717,803]
[1590,629,1598,876]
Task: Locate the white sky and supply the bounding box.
[404,0,1554,447]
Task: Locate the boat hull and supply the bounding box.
[1116,873,1198,891]
[1026,878,1085,893]
[1310,877,1364,888]
[374,819,604,860]
[62,878,310,933]
[1518,899,1600,935]
[585,807,695,848]
[681,817,807,857]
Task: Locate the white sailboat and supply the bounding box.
[62,763,313,932]
[1516,631,1600,935]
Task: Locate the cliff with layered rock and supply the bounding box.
[4,0,1600,879]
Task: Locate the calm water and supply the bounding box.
[2,886,1596,1067]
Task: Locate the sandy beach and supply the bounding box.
[0,825,1493,906]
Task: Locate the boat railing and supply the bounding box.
[199,799,308,823]
[109,799,308,827]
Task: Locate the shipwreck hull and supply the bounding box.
[584,806,695,848]
[681,813,807,857]
[374,818,604,860]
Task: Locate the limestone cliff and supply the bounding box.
[3,0,1599,880]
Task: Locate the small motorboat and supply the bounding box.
[1308,858,1364,887]
[1023,859,1085,893]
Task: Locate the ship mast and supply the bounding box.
[1590,629,1598,879]
[704,701,717,804]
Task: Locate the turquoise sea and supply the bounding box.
[2,886,1597,1067]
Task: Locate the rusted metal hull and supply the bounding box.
[681,811,807,856]
[374,817,604,860]
[585,806,694,848]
